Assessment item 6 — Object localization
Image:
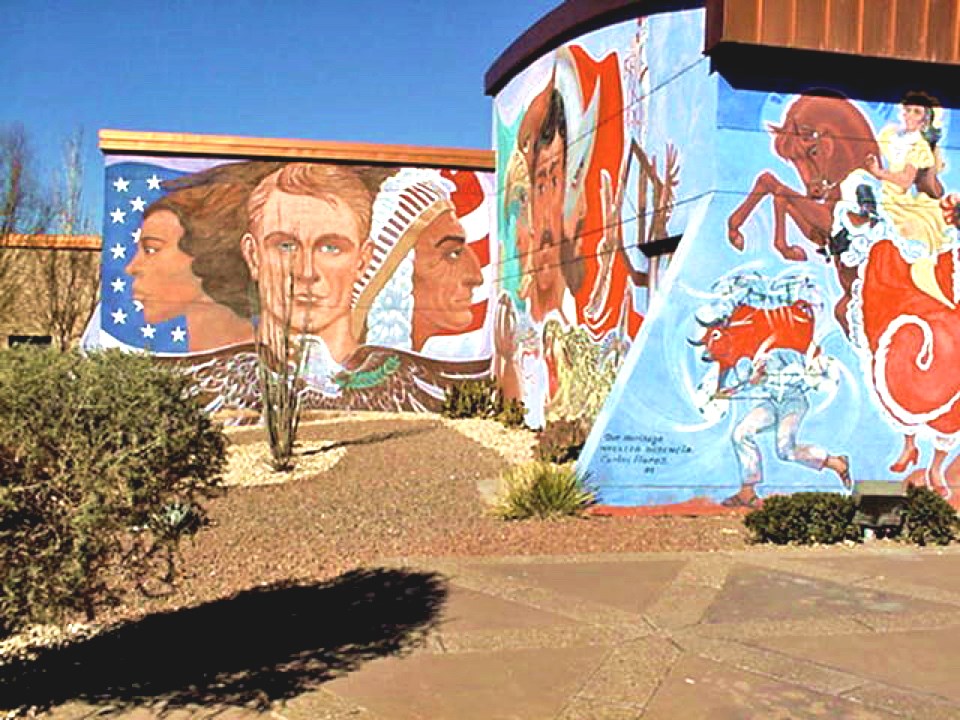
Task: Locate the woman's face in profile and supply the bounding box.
[126,209,205,324]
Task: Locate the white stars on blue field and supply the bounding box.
[101,163,189,351]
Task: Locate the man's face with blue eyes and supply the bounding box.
[243,189,371,349]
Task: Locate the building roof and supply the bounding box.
[99,129,495,171]
[485,0,960,101]
[484,0,703,96]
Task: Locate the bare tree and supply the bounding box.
[0,124,52,322]
[40,129,100,350]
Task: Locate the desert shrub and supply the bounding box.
[899,486,959,546]
[441,378,499,419]
[535,418,591,464]
[496,397,527,429]
[0,348,226,636]
[494,462,595,520]
[743,492,860,545]
[442,378,527,429]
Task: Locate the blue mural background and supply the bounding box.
[586,69,960,508]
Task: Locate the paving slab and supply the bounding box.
[756,625,960,705]
[788,552,960,596]
[322,644,609,720]
[471,559,684,615]
[436,585,579,633]
[703,563,956,624]
[573,636,681,708]
[641,654,902,720]
[18,547,960,720]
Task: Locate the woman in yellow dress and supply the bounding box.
[865,91,954,308]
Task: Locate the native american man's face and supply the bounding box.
[412,207,483,340]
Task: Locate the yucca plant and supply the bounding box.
[494,461,596,520]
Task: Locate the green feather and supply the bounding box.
[335,354,402,390]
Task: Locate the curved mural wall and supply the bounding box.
[84,157,496,417]
[583,57,960,510]
[491,7,714,429]
[493,3,960,512]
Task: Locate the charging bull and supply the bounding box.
[691,300,817,374]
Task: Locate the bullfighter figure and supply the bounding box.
[692,275,851,507]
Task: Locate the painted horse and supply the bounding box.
[726,94,880,334]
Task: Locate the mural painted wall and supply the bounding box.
[491,9,714,429]
[83,158,496,416]
[584,58,960,510]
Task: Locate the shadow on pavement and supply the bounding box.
[1,567,447,713]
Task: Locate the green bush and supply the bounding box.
[441,378,499,419]
[743,492,860,545]
[494,462,595,520]
[0,348,226,636]
[496,397,527,429]
[900,486,959,546]
[442,378,527,429]
[535,418,591,464]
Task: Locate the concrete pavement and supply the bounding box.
[39,544,960,719]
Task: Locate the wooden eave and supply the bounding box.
[0,234,102,251]
[98,130,495,172]
[706,0,960,66]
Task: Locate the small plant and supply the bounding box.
[535,418,590,464]
[441,377,499,419]
[899,486,959,546]
[744,492,860,545]
[442,378,527,429]
[496,397,527,428]
[494,461,596,520]
[148,500,206,542]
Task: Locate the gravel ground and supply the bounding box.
[112,414,748,618]
[3,413,750,649]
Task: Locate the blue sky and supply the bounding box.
[2,0,559,230]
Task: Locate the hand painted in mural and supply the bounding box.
[542,318,620,423]
[125,183,254,352]
[726,94,881,333]
[609,139,680,295]
[492,293,523,402]
[691,274,849,507]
